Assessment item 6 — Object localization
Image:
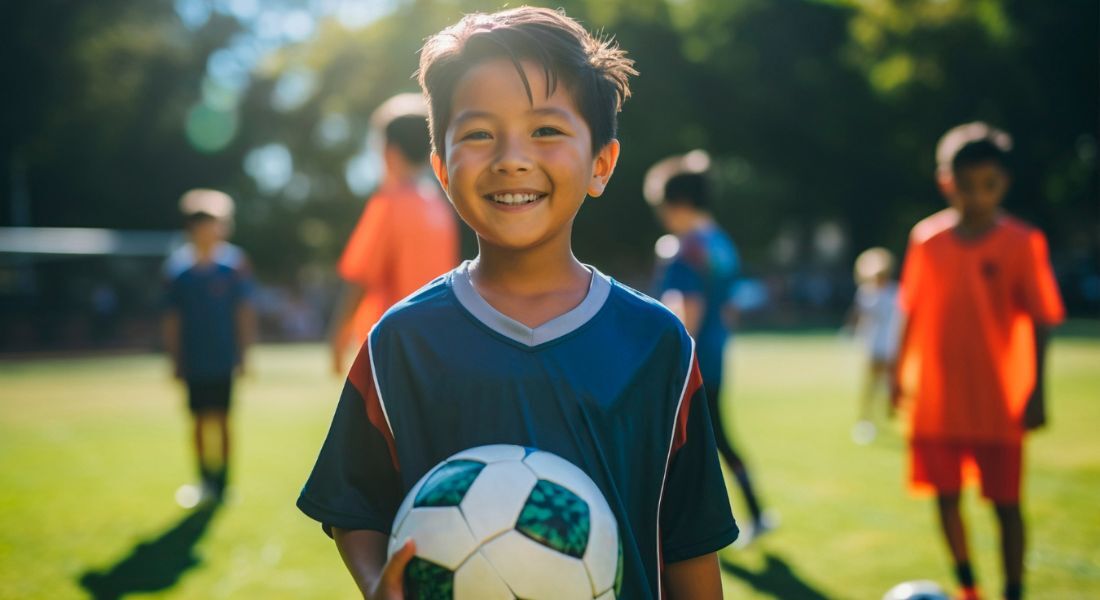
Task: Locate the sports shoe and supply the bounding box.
[852,420,877,445]
[957,586,982,600]
[175,482,217,508]
[733,510,779,549]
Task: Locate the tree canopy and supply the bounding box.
[2,0,1096,294]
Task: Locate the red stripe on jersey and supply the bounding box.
[348,344,400,471]
[671,353,703,456]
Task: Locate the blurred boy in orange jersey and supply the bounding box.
[329,95,459,375]
[895,123,1065,600]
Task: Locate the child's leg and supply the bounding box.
[975,442,1025,600]
[215,410,230,469]
[860,359,889,421]
[936,494,978,594]
[936,494,971,564]
[994,503,1024,600]
[912,440,977,595]
[192,414,207,475]
[212,409,230,494]
[706,383,763,523]
[186,380,211,480]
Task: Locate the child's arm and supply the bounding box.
[328,283,366,375]
[664,552,723,599]
[659,290,704,337]
[890,314,913,409]
[162,309,182,379]
[235,302,257,376]
[332,528,415,600]
[1023,324,1051,430]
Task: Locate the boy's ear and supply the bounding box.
[587,139,621,198]
[935,168,956,198]
[430,152,449,192]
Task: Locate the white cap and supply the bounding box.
[179,188,235,220]
[643,149,711,206]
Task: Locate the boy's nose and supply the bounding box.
[492,135,533,174]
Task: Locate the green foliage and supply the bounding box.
[1,0,1095,286]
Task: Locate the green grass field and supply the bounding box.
[1,334,1097,599]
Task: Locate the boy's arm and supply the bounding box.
[681,294,704,337]
[332,528,415,600]
[1024,324,1051,430]
[660,290,704,337]
[890,315,912,409]
[329,282,366,375]
[162,310,182,379]
[235,301,257,376]
[664,552,723,599]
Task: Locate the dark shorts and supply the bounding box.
[186,378,233,414]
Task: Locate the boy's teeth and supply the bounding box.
[492,193,539,205]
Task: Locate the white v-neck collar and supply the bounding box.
[451,260,612,347]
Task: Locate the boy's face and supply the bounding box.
[431,58,619,252]
[656,202,695,236]
[187,218,226,246]
[943,161,1010,221]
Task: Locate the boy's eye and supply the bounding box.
[533,126,564,137]
[460,130,491,141]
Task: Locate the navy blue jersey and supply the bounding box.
[655,224,740,385]
[163,242,253,381]
[298,261,737,599]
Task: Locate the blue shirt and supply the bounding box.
[655,224,740,385]
[163,242,253,381]
[298,261,737,599]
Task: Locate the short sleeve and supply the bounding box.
[660,255,704,297]
[297,345,403,536]
[338,194,393,288]
[660,355,739,562]
[1019,231,1065,326]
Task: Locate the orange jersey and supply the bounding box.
[898,214,1064,443]
[338,180,459,345]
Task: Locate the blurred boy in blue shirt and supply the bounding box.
[648,151,771,544]
[163,189,255,503]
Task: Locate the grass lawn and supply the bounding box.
[1,333,1097,599]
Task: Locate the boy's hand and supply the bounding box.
[367,539,416,600]
[889,370,903,410]
[1023,385,1047,430]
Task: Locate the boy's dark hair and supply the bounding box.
[184,211,218,229]
[384,113,432,164]
[643,149,712,208]
[417,6,636,159]
[935,121,1013,176]
[951,139,1011,174]
[662,172,710,209]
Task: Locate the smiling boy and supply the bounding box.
[298,7,737,600]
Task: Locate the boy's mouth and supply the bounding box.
[484,191,547,206]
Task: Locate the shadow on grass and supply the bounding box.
[79,502,220,600]
[721,553,830,600]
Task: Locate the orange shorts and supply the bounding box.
[909,439,1022,504]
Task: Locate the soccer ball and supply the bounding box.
[882,580,949,600]
[388,444,622,599]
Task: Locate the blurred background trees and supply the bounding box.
[1,0,1096,349]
